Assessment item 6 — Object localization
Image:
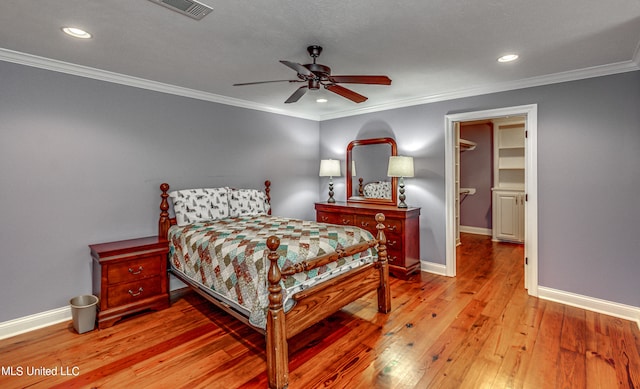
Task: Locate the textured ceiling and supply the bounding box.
[1,0,639,120]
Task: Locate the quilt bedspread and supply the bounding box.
[168,215,377,329]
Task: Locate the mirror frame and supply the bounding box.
[346,137,398,205]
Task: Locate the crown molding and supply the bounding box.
[318,59,640,120]
[1,47,638,123]
[0,48,319,121]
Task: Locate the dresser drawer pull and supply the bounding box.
[320,216,329,222]
[342,219,351,225]
[386,225,397,232]
[387,240,397,247]
[128,287,144,297]
[360,221,370,228]
[388,256,398,263]
[128,266,144,275]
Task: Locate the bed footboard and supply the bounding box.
[264,213,389,389]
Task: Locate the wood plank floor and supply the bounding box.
[1,233,639,388]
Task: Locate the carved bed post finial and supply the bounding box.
[265,235,288,388]
[375,213,391,313]
[159,183,170,240]
[265,180,272,215]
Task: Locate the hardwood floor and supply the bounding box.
[1,233,639,388]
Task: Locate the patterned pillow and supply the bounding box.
[169,188,230,226]
[228,188,270,217]
[363,181,392,199]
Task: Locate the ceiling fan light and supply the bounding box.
[316,98,328,103]
[497,54,519,63]
[62,27,92,39]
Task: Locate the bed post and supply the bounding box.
[266,235,288,389]
[265,180,272,215]
[159,183,171,240]
[375,213,391,313]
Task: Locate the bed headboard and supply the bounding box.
[158,180,272,240]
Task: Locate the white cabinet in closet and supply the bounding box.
[492,118,525,243]
[492,189,525,242]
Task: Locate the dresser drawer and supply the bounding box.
[352,216,373,235]
[106,276,163,308]
[385,236,402,253]
[106,255,163,285]
[317,212,355,226]
[381,218,403,236]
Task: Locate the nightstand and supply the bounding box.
[90,236,170,329]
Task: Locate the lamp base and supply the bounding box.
[327,180,335,203]
[398,180,408,208]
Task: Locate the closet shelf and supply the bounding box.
[459,138,477,151]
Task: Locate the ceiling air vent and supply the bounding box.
[147,0,213,20]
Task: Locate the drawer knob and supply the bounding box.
[360,221,370,227]
[128,287,144,297]
[128,266,144,275]
[388,240,397,247]
[321,216,329,222]
[388,256,397,263]
[386,225,397,232]
[342,219,351,225]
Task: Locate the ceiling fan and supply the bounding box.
[233,45,392,104]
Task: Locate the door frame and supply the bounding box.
[444,104,538,296]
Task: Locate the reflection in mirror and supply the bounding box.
[346,137,398,205]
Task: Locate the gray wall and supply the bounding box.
[460,123,493,229]
[0,61,319,322]
[320,70,640,308]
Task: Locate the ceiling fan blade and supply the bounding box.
[326,84,368,103]
[285,86,308,103]
[280,60,314,77]
[329,75,392,85]
[233,79,301,86]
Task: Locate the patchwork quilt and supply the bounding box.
[168,215,377,329]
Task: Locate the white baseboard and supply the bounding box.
[420,260,448,276]
[538,286,640,330]
[459,225,492,236]
[0,306,71,340]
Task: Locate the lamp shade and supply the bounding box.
[319,159,341,177]
[387,156,414,177]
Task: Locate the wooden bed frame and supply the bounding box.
[158,181,391,389]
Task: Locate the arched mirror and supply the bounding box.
[346,137,398,205]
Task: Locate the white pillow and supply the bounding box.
[228,188,270,217]
[169,188,230,226]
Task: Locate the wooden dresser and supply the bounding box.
[315,202,421,279]
[90,236,170,329]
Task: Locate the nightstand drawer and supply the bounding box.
[107,255,163,284]
[106,276,163,308]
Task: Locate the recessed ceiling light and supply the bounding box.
[497,54,519,63]
[62,27,92,39]
[316,98,328,103]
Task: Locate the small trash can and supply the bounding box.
[70,295,99,334]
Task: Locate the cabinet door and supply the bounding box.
[493,191,523,242]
